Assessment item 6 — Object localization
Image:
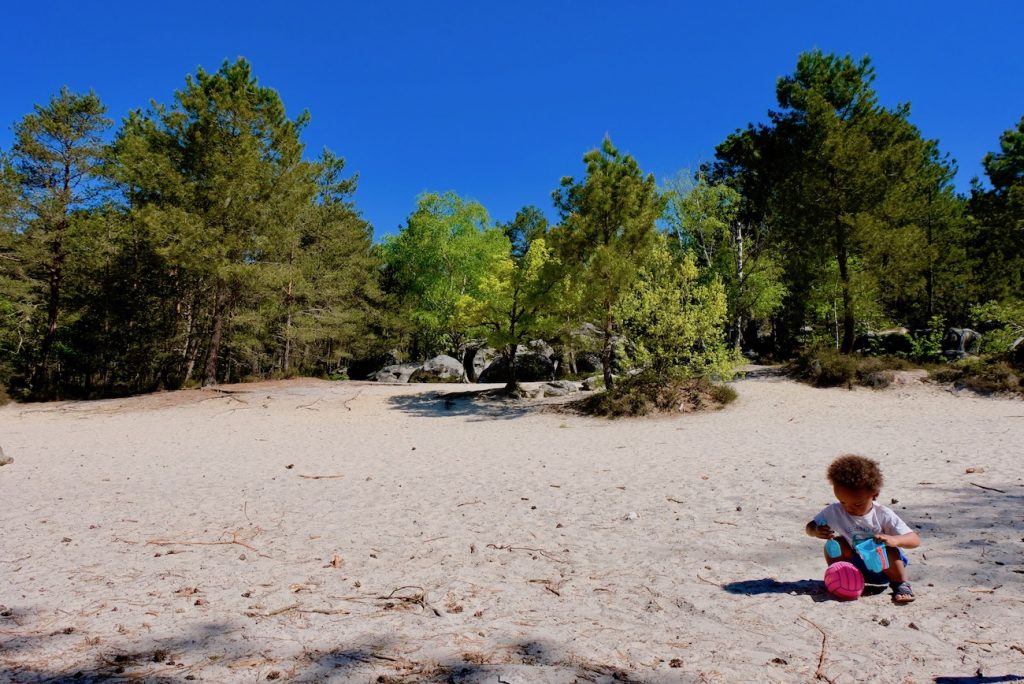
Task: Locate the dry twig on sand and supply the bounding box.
[147,529,270,558]
[969,482,1007,494]
[297,474,344,480]
[799,616,836,683]
[486,543,570,564]
[695,574,722,588]
[375,586,441,616]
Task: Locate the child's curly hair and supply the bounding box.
[827,454,884,492]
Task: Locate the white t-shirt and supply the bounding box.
[814,502,912,545]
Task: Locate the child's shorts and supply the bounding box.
[852,547,908,585]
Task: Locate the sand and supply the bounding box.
[0,371,1022,683]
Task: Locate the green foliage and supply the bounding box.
[971,300,1024,353]
[3,88,111,395]
[662,170,786,348]
[968,116,1024,305]
[615,237,736,378]
[569,368,737,418]
[381,191,506,358]
[908,315,946,362]
[712,50,964,355]
[456,206,562,387]
[552,137,666,388]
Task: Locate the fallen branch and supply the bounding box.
[486,543,570,564]
[298,474,344,480]
[799,616,836,684]
[666,498,685,504]
[342,390,363,412]
[377,586,440,616]
[696,574,721,588]
[147,530,270,558]
[970,482,1007,494]
[245,603,300,618]
[299,606,350,615]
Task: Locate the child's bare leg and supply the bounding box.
[824,537,853,565]
[882,547,915,603]
[881,547,907,583]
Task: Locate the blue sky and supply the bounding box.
[3,2,1022,241]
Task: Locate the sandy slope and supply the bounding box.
[0,373,1022,683]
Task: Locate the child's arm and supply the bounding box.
[874,531,920,549]
[805,520,834,539]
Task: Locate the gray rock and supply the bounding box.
[540,381,579,397]
[479,352,555,383]
[370,363,421,383]
[942,328,982,360]
[581,375,602,391]
[854,327,913,355]
[461,344,497,383]
[0,446,11,467]
[527,339,555,359]
[409,355,467,383]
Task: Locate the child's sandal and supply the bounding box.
[891,582,915,604]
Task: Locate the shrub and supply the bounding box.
[789,347,912,389]
[930,356,1023,396]
[568,369,736,418]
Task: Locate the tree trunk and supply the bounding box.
[283,278,293,373]
[203,281,228,386]
[837,246,855,354]
[36,249,63,381]
[733,221,745,350]
[503,344,518,393]
[601,306,615,390]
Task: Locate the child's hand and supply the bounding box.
[874,533,897,547]
[810,522,834,539]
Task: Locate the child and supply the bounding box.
[805,454,920,603]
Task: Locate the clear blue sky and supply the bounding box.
[4,2,1022,241]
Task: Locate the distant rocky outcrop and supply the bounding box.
[853,328,913,356]
[478,345,556,383]
[370,363,421,383]
[409,355,466,383]
[347,350,403,380]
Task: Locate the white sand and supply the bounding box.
[1,373,1022,683]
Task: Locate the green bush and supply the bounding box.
[568,369,736,418]
[930,356,1023,396]
[789,347,913,388]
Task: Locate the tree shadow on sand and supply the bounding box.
[386,388,536,421]
[1,626,652,683]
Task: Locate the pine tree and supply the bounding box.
[552,137,665,389]
[7,88,111,392]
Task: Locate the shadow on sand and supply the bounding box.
[386,387,538,421]
[0,625,650,683]
[723,577,831,601]
[933,677,1024,684]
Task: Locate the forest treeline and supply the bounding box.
[1,52,1021,400]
